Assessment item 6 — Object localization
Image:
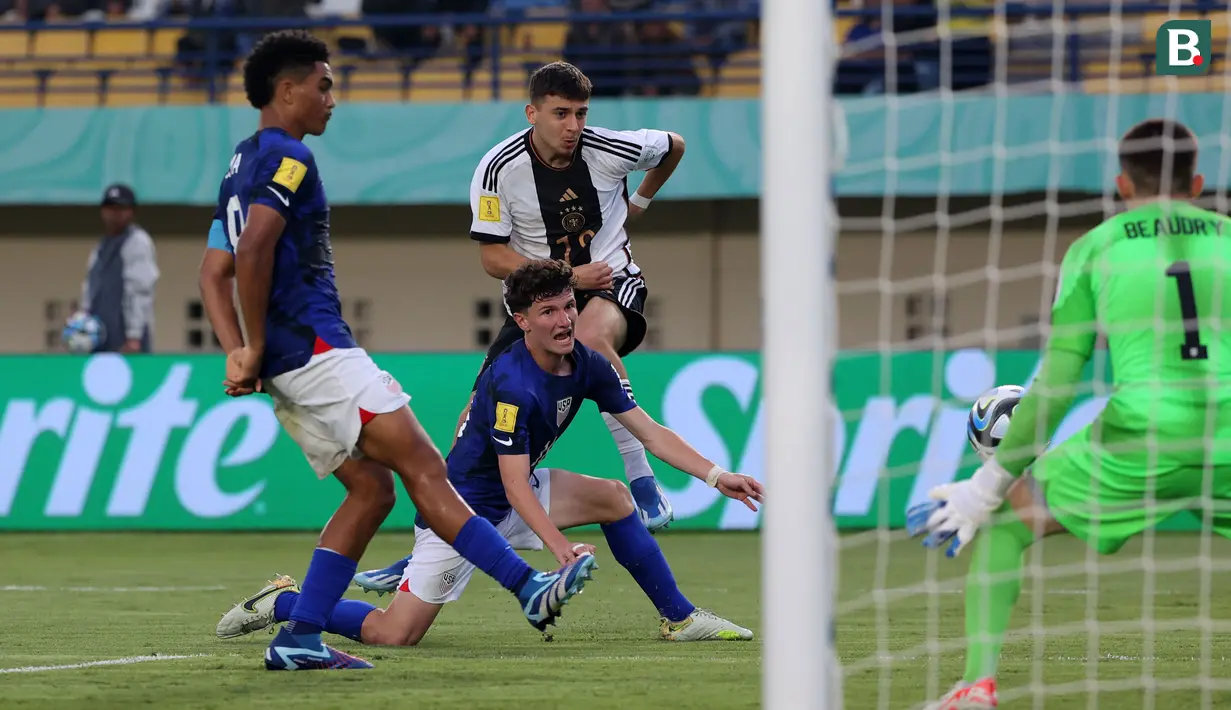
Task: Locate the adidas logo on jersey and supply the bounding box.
[559,189,579,202]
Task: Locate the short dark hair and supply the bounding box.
[528,62,592,104]
[505,259,576,314]
[1118,118,1198,196]
[243,30,330,109]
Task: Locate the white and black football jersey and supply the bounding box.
[468,125,673,277]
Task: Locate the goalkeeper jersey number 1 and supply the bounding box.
[1051,201,1231,465]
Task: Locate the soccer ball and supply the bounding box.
[966,384,1026,461]
[62,311,105,354]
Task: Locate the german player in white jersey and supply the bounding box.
[466,61,685,532]
[351,62,686,596]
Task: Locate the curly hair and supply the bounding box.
[1119,118,1198,196]
[505,259,577,314]
[243,30,330,109]
[528,62,592,104]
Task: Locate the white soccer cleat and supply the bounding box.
[923,678,998,710]
[216,574,299,640]
[659,609,753,641]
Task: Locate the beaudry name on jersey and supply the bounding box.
[207,127,356,379]
[468,126,673,276]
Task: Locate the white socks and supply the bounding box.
[601,410,655,483]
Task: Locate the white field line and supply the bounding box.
[0,585,226,592]
[0,654,211,674]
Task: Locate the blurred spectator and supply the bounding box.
[835,0,937,95]
[0,0,23,19]
[103,0,132,17]
[364,0,444,65]
[442,0,490,83]
[631,20,700,96]
[26,0,92,20]
[599,0,646,13]
[564,0,630,96]
[244,0,304,16]
[166,0,306,77]
[943,0,993,89]
[685,0,753,70]
[80,184,159,354]
[169,0,242,78]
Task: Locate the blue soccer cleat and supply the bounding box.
[264,627,373,671]
[517,553,599,632]
[352,555,412,596]
[630,478,674,533]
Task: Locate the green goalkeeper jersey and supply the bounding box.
[1051,200,1231,464]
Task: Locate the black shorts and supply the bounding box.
[471,274,648,391]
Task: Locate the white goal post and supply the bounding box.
[802,2,1231,709]
[760,0,840,707]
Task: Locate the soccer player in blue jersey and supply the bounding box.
[216,259,762,644]
[199,31,598,671]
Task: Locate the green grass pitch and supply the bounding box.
[3,531,1231,708]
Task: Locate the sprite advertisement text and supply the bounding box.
[0,349,1204,531]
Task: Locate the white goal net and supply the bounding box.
[808,2,1231,709]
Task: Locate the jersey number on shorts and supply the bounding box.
[1166,260,1209,361]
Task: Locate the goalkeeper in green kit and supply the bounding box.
[907,118,1231,710]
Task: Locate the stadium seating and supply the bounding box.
[0,4,1225,107]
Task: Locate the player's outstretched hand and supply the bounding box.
[573,262,614,292]
[717,473,764,512]
[549,541,597,568]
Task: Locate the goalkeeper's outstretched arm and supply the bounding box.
[994,236,1099,477]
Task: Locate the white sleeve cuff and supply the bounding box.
[973,457,1016,498]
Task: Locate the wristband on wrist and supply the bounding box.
[629,191,652,209]
[705,465,726,488]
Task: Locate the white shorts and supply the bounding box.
[398,468,552,605]
[264,347,410,478]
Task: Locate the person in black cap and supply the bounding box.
[79,183,160,353]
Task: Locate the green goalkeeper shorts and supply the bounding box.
[1031,425,1231,555]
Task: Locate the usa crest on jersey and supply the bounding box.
[557,397,573,427]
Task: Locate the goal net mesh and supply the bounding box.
[830,3,1231,708]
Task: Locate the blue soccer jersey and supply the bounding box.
[436,340,638,524]
[206,127,356,379]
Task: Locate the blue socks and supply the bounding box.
[286,548,357,636]
[452,515,534,592]
[275,589,296,623]
[325,599,376,642]
[602,511,695,623]
[275,591,375,643]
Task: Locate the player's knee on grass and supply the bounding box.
[361,594,440,646]
[360,608,422,646]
